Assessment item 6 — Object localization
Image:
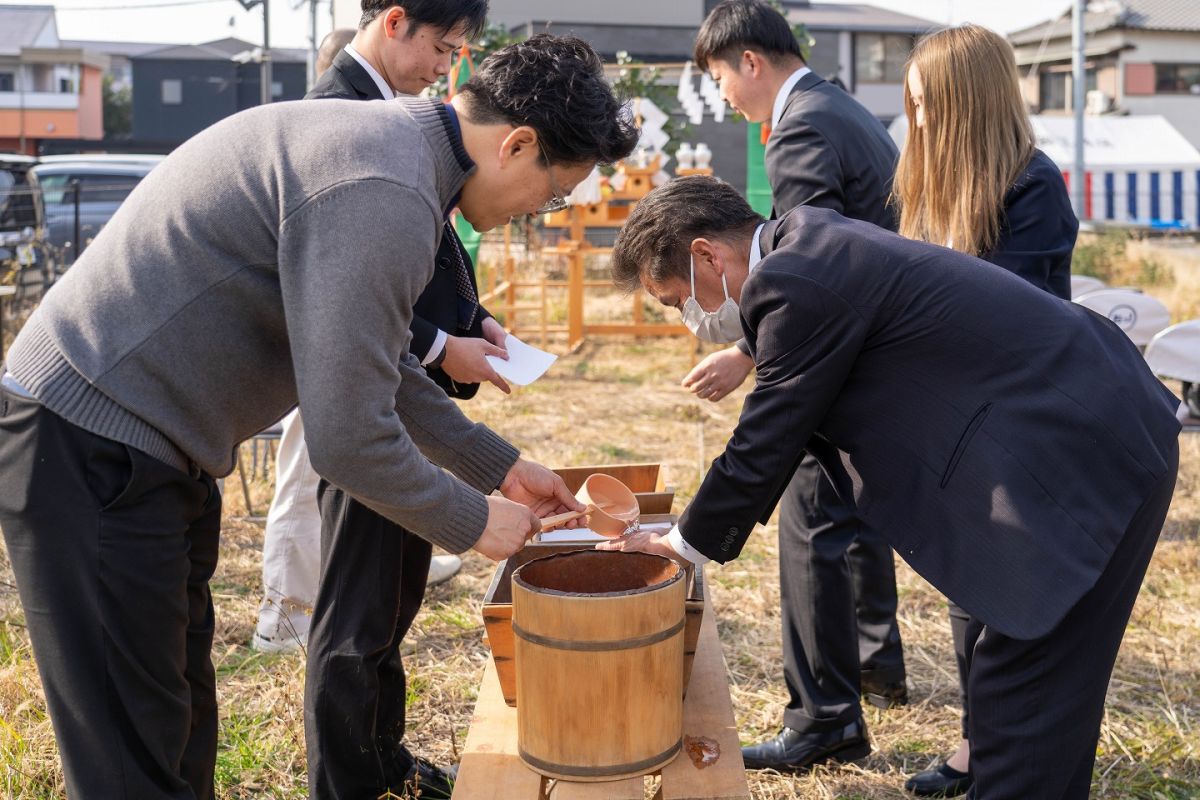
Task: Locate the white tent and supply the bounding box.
[887,115,1200,226]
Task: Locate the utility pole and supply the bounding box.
[260,0,272,106]
[1071,0,1086,218]
[235,0,272,105]
[308,0,318,88]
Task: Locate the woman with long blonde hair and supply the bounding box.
[893,24,1078,798]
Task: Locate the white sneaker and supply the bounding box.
[427,554,462,587]
[251,605,311,653]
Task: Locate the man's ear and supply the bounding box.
[741,49,764,78]
[383,6,408,39]
[689,237,724,276]
[497,125,537,169]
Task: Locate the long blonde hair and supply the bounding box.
[893,24,1035,256]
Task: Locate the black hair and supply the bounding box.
[611,176,764,293]
[458,33,640,167]
[359,0,488,40]
[694,0,804,72]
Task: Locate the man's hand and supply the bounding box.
[595,528,681,560]
[481,316,508,348]
[500,458,585,520]
[682,346,754,402]
[441,334,511,393]
[472,495,539,561]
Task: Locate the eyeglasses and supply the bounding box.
[535,141,570,215]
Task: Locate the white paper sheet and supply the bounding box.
[485,334,557,386]
[534,521,672,544]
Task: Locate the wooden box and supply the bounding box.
[482,532,705,708]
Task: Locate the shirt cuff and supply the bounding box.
[421,329,449,366]
[666,524,711,565]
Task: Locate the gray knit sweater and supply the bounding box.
[6,97,518,553]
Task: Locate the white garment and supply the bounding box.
[772,66,812,129]
[257,408,321,632]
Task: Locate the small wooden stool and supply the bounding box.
[452,591,749,800]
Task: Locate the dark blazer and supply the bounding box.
[679,207,1180,640]
[983,149,1077,300]
[306,49,491,399]
[765,72,899,230]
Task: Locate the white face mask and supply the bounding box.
[681,255,742,344]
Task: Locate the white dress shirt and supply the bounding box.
[771,66,812,129]
[667,222,767,565]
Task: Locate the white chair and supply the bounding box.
[1073,289,1171,348]
[1070,274,1106,299]
[1145,319,1200,426]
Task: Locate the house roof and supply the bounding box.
[1010,0,1200,45]
[0,4,57,56]
[508,22,700,61]
[783,2,938,34]
[134,37,307,63]
[61,39,172,59]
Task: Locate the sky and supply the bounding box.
[8,0,1074,50]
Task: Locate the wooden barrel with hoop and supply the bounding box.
[512,550,685,781]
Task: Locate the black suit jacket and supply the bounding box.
[306,49,491,399]
[680,208,1180,640]
[984,149,1077,301]
[765,72,898,230]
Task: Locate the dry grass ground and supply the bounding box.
[2,259,1200,798]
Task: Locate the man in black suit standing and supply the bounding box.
[607,177,1180,800]
[298,2,509,798]
[684,0,907,770]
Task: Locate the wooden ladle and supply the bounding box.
[537,473,640,536]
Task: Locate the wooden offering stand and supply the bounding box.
[454,462,750,799]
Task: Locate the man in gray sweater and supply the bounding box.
[0,34,636,799]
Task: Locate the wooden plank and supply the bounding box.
[549,776,644,799]
[451,658,543,799]
[553,464,661,494]
[659,595,750,800]
[635,491,674,515]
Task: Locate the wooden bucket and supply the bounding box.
[512,550,686,781]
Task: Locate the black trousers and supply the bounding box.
[949,600,984,739]
[779,453,905,732]
[965,444,1177,799]
[0,388,221,799]
[304,481,432,800]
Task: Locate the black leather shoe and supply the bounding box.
[741,719,871,771]
[861,676,909,709]
[904,761,973,797]
[398,757,456,799]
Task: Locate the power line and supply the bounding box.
[56,0,230,10]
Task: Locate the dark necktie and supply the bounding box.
[444,221,478,331]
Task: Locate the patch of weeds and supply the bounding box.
[1138,258,1174,287]
[889,736,941,756]
[405,674,430,707]
[214,712,303,797]
[428,605,476,631]
[1073,230,1129,282]
[598,443,638,460]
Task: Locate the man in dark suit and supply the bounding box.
[607,176,1180,800]
[684,0,907,770]
[299,2,508,798]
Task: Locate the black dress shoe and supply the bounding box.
[397,757,456,799]
[904,761,973,797]
[861,677,909,709]
[741,719,871,771]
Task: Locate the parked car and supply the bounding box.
[0,153,38,253]
[27,156,163,262]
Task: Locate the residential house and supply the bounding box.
[0,5,109,155]
[62,39,170,92]
[1009,0,1200,149]
[131,37,308,146]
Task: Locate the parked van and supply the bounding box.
[27,156,163,261]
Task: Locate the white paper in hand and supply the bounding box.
[485,334,557,386]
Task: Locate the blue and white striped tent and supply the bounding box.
[1032,115,1200,228]
[887,114,1200,228]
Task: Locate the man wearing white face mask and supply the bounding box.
[681,254,744,344]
